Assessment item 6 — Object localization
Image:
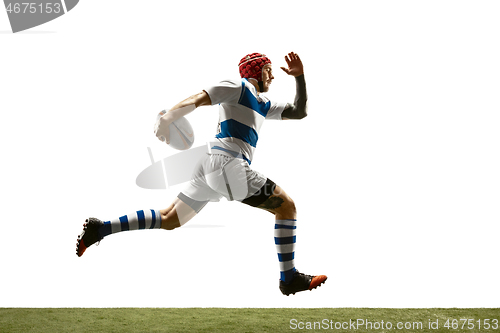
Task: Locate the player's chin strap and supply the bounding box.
[247,78,265,94]
[154,104,196,142]
[258,81,265,92]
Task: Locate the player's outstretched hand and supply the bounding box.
[280,52,304,77]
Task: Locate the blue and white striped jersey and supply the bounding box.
[205,78,286,164]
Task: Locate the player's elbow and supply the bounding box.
[295,96,308,119]
[194,90,212,107]
[296,106,308,119]
[282,103,308,120]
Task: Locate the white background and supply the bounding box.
[1,0,499,308]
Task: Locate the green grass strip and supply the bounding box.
[0,308,499,333]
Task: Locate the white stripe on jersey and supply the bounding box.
[206,78,286,163]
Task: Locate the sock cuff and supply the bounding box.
[275,219,297,229]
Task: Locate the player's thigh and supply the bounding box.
[204,155,251,201]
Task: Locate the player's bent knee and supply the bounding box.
[275,196,296,216]
[256,184,297,219]
[159,195,206,230]
[163,215,181,230]
[159,204,181,230]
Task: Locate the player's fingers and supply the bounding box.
[164,126,170,144]
[159,135,170,144]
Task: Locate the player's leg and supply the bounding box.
[217,159,322,294]
[76,194,207,257]
[76,154,214,257]
[159,201,179,230]
[245,184,297,281]
[76,207,162,257]
[242,182,327,295]
[253,184,296,220]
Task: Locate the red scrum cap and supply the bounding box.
[238,53,271,82]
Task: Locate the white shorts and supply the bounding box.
[181,154,270,205]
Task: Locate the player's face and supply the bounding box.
[261,65,274,92]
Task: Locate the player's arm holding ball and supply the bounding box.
[154,91,212,143]
[280,52,308,120]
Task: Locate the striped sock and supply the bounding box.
[98,209,162,238]
[274,219,297,284]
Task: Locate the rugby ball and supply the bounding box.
[157,111,195,150]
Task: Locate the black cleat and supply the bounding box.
[76,218,104,257]
[279,270,327,296]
